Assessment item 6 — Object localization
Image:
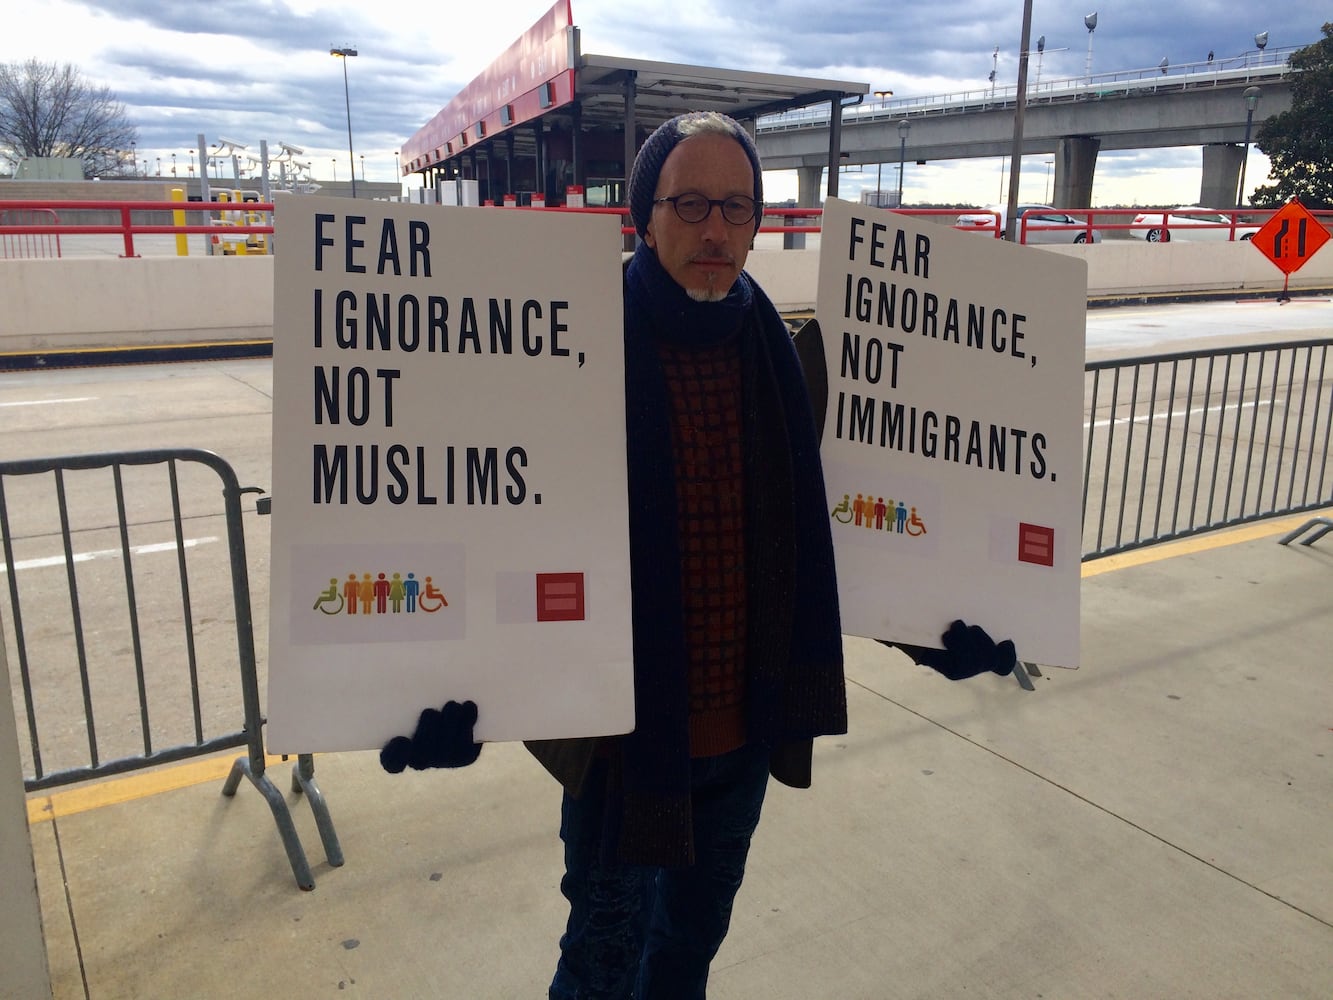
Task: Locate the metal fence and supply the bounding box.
[1082,338,1333,559]
[1,448,339,889]
[0,207,62,258]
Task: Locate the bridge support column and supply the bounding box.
[1053,136,1100,209]
[1200,144,1243,209]
[784,165,824,250]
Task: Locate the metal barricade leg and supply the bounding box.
[222,754,316,891]
[1277,517,1333,547]
[291,753,344,868]
[1013,660,1039,691]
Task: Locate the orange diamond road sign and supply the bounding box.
[1253,200,1330,276]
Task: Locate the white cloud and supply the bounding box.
[0,0,1313,200]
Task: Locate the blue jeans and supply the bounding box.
[549,743,771,1000]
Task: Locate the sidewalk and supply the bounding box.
[25,514,1333,999]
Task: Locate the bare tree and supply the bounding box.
[0,59,138,178]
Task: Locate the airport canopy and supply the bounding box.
[399,0,867,205]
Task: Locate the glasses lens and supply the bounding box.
[721,196,756,225]
[672,194,710,223]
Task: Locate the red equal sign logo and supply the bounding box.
[536,572,586,622]
[1018,523,1055,567]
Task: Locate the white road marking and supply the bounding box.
[1,536,218,573]
[0,397,96,407]
[1087,398,1273,430]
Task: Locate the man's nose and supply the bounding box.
[697,202,731,239]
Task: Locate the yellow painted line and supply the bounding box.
[1080,509,1332,577]
[0,340,272,360]
[26,753,286,825]
[23,509,1329,822]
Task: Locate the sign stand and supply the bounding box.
[1251,199,1331,303]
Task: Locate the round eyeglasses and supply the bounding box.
[653,193,759,226]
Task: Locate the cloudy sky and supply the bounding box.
[2,0,1325,206]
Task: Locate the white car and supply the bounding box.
[956,204,1101,244]
[1130,207,1259,243]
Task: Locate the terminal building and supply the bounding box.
[399,0,865,213]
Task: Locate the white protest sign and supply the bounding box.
[266,195,633,751]
[815,197,1084,666]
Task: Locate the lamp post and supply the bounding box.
[896,119,911,209]
[1237,86,1261,209]
[360,154,365,182]
[1044,159,1054,203]
[1254,31,1268,66]
[171,152,177,177]
[330,45,359,197]
[1084,12,1098,82]
[873,90,893,206]
[332,159,337,183]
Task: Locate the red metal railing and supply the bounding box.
[0,207,63,258]
[2,199,1328,253]
[0,199,274,258]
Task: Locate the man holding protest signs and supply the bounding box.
[381,111,1016,1000]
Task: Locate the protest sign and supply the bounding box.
[266,196,632,751]
[815,198,1084,666]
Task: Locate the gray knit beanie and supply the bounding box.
[628,112,764,239]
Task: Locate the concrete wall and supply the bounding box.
[1,257,273,350]
[2,242,1330,354]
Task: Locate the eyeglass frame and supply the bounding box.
[652,192,760,227]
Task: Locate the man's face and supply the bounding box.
[644,132,756,302]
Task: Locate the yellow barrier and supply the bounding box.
[171,187,189,256]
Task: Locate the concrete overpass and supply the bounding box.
[756,52,1298,210]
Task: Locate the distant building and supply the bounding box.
[12,158,85,181]
[861,191,899,209]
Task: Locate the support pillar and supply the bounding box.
[1053,135,1100,209]
[1200,144,1244,209]
[786,165,825,250]
[623,71,638,250]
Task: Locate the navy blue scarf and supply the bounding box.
[616,243,845,866]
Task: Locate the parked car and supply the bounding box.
[956,204,1102,244]
[1130,207,1259,243]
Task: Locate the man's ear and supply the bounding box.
[643,223,657,249]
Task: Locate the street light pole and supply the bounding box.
[1237,86,1262,209]
[1084,12,1098,82]
[896,119,911,209]
[874,90,893,207]
[330,46,359,198]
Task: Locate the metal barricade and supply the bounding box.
[1,448,339,889]
[0,207,62,258]
[1082,338,1333,559]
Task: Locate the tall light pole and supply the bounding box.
[874,90,893,206]
[896,119,911,209]
[1084,12,1098,82]
[1044,159,1054,203]
[330,45,358,198]
[1237,86,1262,209]
[1254,31,1268,66]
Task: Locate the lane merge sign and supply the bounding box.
[1253,199,1330,276]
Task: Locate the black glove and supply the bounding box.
[380,700,482,773]
[886,620,1017,681]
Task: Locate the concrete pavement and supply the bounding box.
[22,512,1333,999]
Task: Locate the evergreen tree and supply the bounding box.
[1251,24,1333,209]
